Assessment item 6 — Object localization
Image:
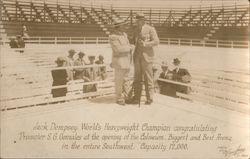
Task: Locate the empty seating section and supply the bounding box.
[210,27,248,41]
[1,0,249,41]
[2,21,106,37]
[155,26,211,39]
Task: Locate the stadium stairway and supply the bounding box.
[87,8,110,35]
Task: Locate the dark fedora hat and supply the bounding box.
[173,58,181,65]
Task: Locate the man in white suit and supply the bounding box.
[109,19,134,105]
[131,13,160,105]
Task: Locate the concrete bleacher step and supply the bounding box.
[176,92,248,114]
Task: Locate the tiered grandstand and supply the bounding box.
[0,0,249,43]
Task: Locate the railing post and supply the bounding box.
[38,37,41,44]
[55,37,57,44]
[96,37,99,44]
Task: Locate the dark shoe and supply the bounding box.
[129,99,140,105]
[145,99,153,105]
[116,101,125,106]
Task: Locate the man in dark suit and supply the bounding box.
[157,62,175,97]
[172,58,191,95]
[9,36,18,48]
[51,57,68,98]
[16,35,25,48]
[83,56,97,93]
[131,13,160,105]
[95,55,107,80]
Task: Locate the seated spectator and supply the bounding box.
[157,62,176,97]
[83,56,97,93]
[95,55,107,80]
[16,35,25,53]
[51,57,68,98]
[9,36,18,48]
[65,49,76,81]
[16,35,25,48]
[74,52,86,80]
[172,58,191,95]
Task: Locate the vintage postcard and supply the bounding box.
[0,0,249,158]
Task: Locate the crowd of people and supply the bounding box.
[51,50,106,98]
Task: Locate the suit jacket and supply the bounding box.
[158,70,176,96]
[158,70,173,87]
[134,24,159,63]
[73,58,86,80]
[109,31,132,69]
[172,68,191,82]
[51,69,68,86]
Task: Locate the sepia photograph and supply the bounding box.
[0,0,249,158]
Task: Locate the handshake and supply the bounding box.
[138,39,145,46]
